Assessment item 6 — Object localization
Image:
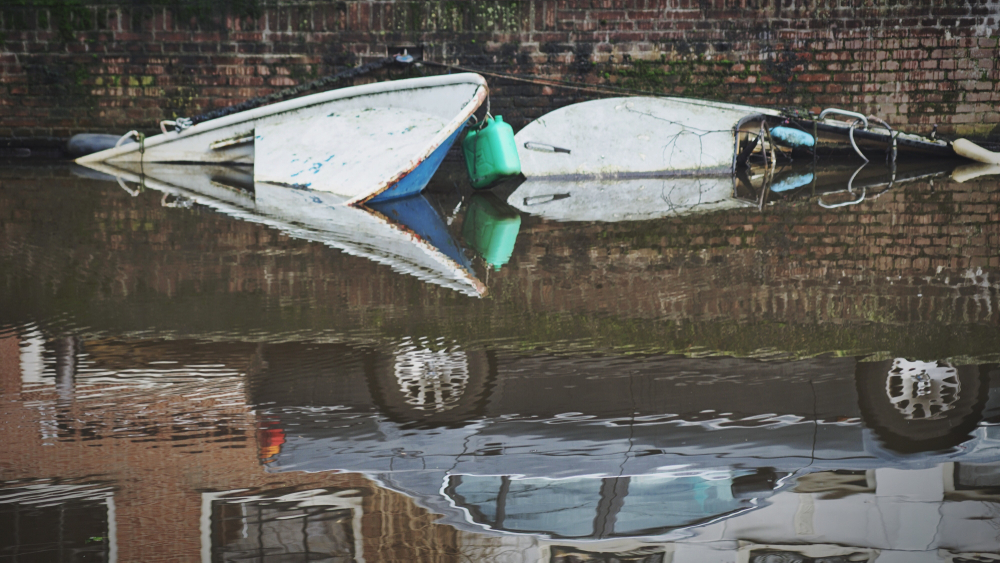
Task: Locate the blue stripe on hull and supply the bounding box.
[369,125,465,203]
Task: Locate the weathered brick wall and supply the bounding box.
[1,1,998,146]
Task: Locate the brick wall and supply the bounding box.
[1,1,998,146]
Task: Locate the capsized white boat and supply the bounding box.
[515,97,775,178]
[508,176,754,222]
[514,96,992,179]
[80,161,487,297]
[77,74,488,205]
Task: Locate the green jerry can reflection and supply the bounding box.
[462,115,521,189]
[462,193,521,271]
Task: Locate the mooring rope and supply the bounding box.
[421,60,655,99]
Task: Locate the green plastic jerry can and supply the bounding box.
[462,115,521,189]
[462,193,521,270]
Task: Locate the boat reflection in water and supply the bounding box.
[76,161,489,296]
[250,341,1000,560]
[509,174,753,222]
[508,157,988,222]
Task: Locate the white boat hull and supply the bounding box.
[77,74,488,204]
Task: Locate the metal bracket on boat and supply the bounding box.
[467,95,493,131]
[210,133,255,151]
[733,113,769,169]
[159,118,192,134]
[818,108,872,162]
[116,130,141,148]
[523,193,570,206]
[818,108,868,130]
[523,142,571,154]
[161,193,193,208]
[115,130,145,160]
[115,176,143,197]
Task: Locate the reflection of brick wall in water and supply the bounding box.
[1,168,997,326]
[495,176,1000,324]
[0,1,997,140]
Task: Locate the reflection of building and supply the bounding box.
[4,329,1000,562]
[250,340,1000,561]
[0,331,463,562]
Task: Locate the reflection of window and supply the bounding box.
[747,549,875,563]
[451,475,601,538]
[954,463,1000,490]
[205,488,363,562]
[551,545,667,563]
[793,470,874,497]
[447,471,754,539]
[0,482,114,562]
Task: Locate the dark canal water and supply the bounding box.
[2,158,1000,562]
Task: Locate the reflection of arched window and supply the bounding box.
[394,338,469,413]
[445,471,759,539]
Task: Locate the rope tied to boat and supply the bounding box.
[467,93,493,130]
